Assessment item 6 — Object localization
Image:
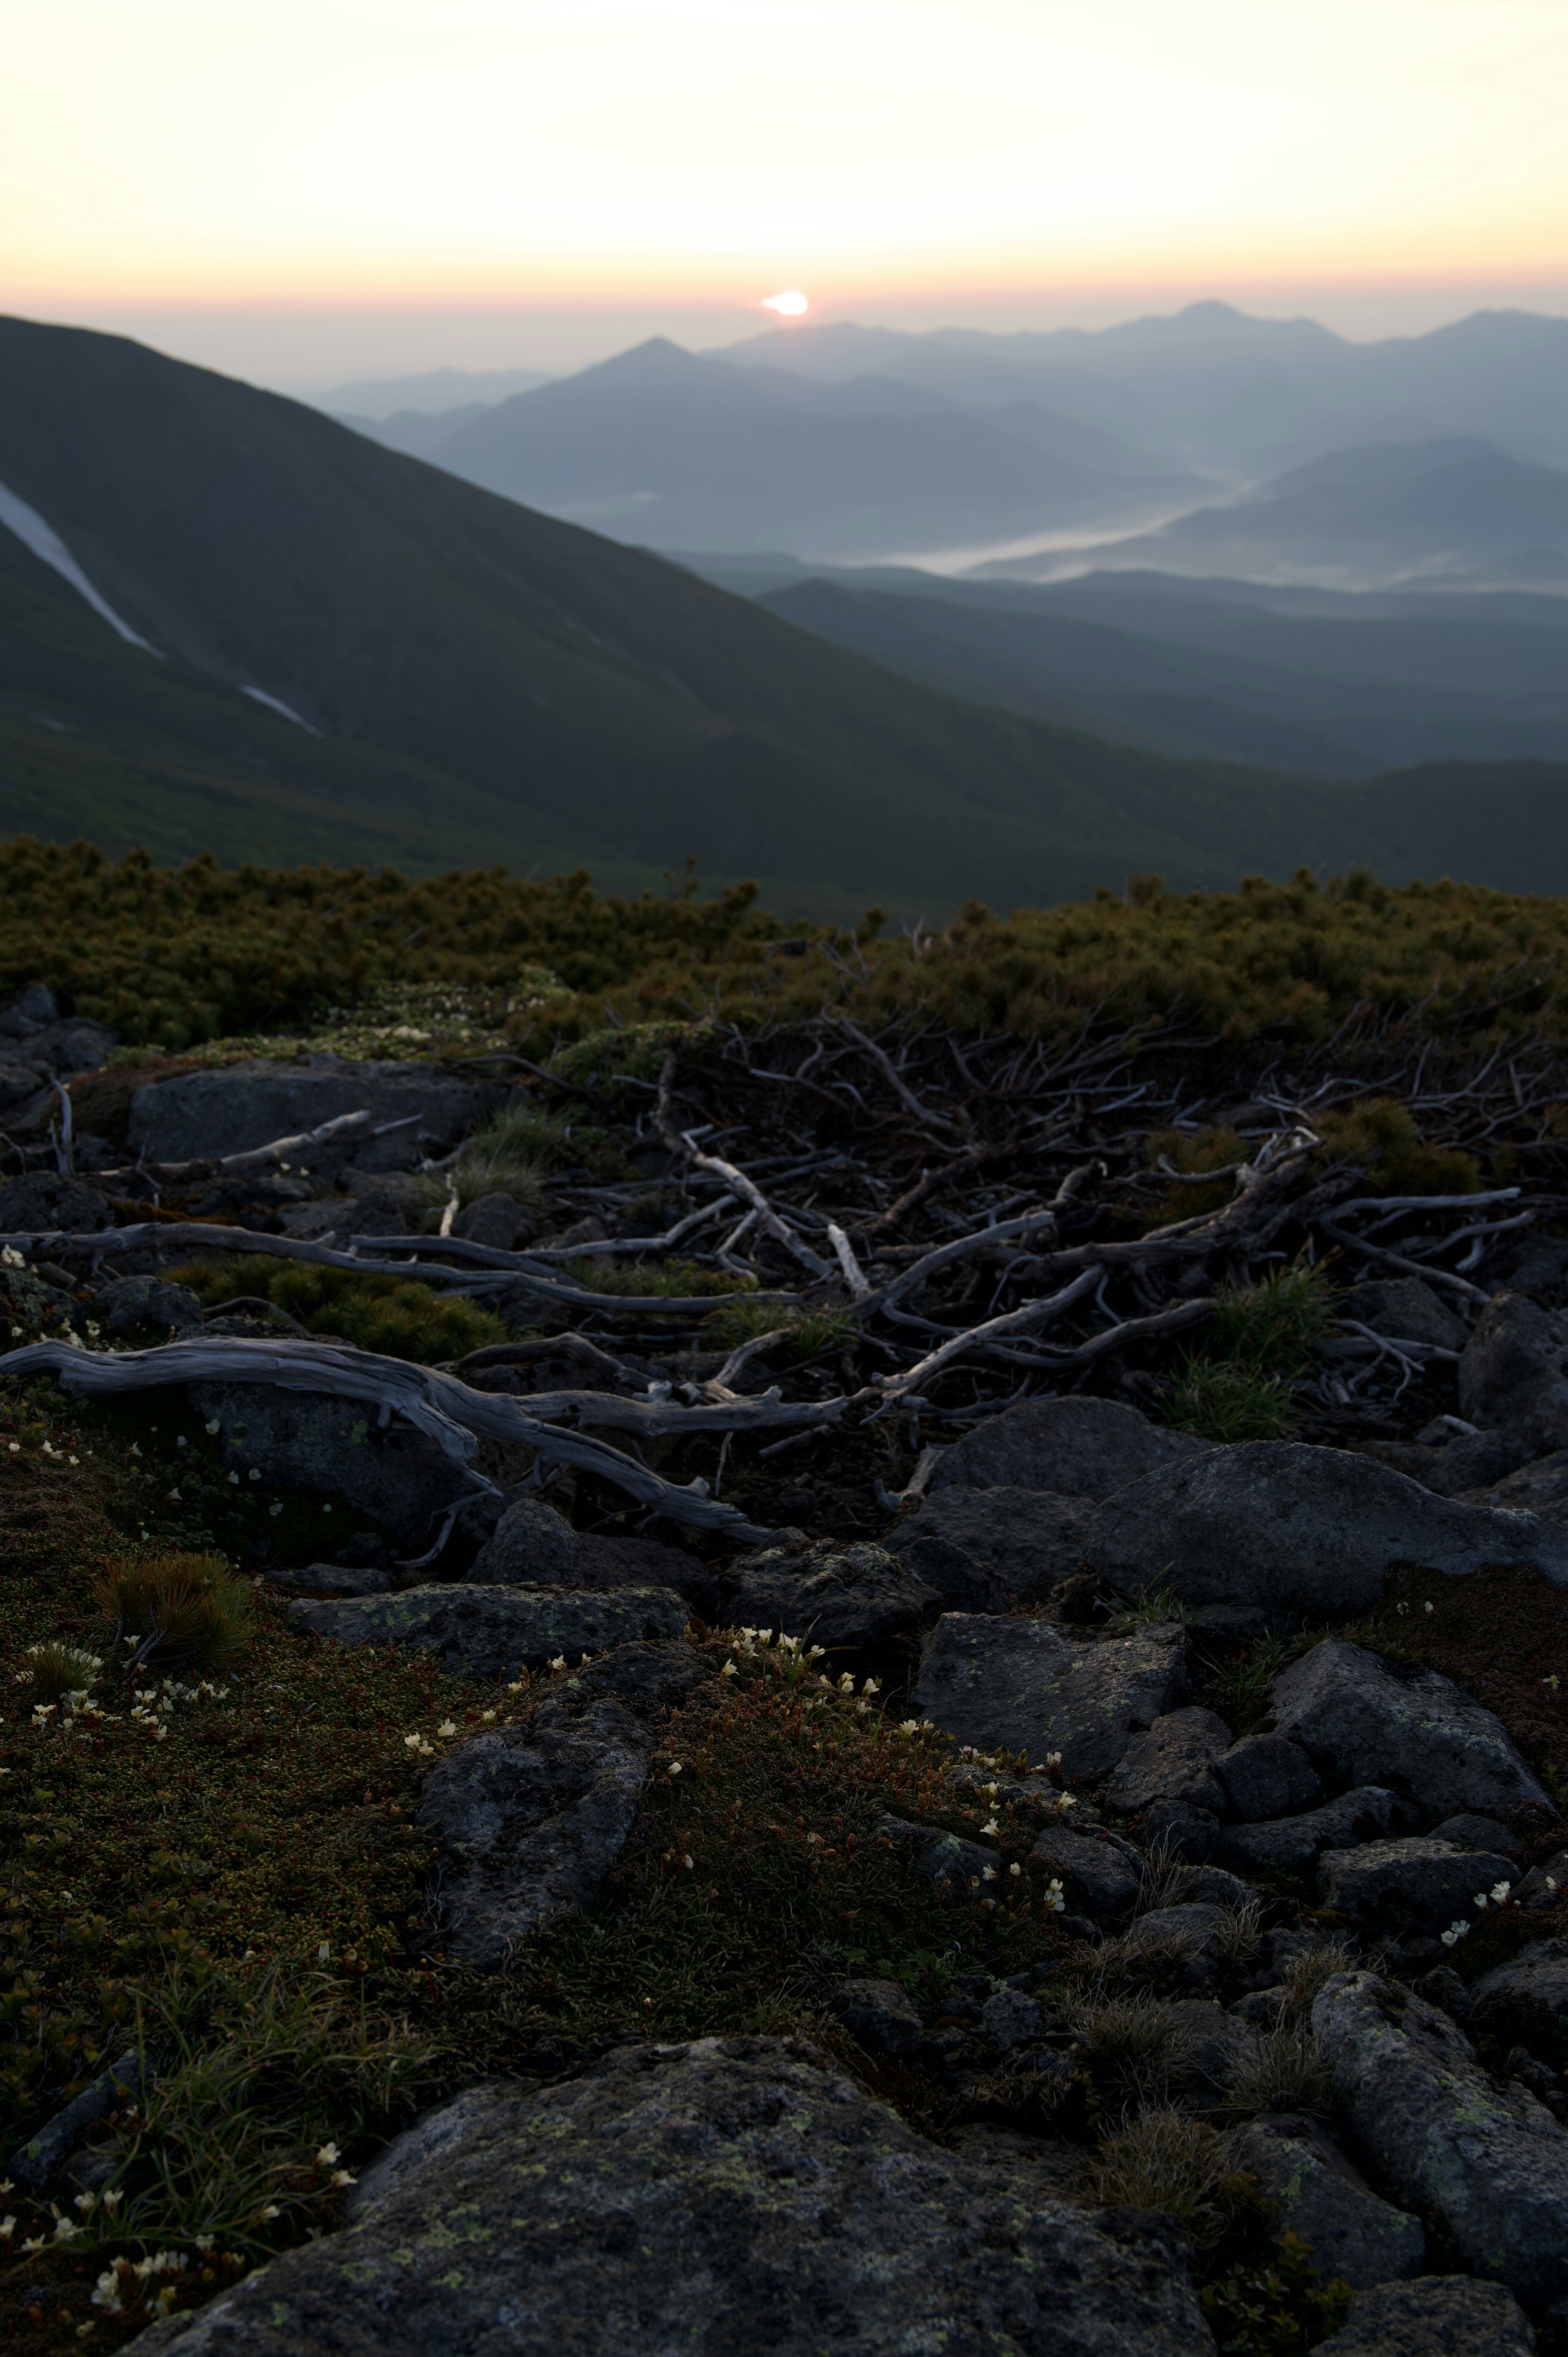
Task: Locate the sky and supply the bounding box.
[3,0,1566,387]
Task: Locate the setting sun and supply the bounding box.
[760,291,809,318]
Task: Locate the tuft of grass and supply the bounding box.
[172,1256,505,1364]
[1206,1265,1337,1377]
[1277,1939,1356,2018]
[1089,2107,1234,2241]
[1314,1097,1481,1196]
[1163,1356,1299,1444]
[1209,1634,1291,1733]
[581,1257,748,1300]
[1226,2023,1336,2118]
[22,1637,105,1705]
[705,1299,856,1361]
[1065,1990,1185,2108]
[96,1551,257,1674]
[447,1096,571,1210]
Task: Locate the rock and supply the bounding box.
[287,1584,689,1680]
[0,1171,113,1231]
[1345,1277,1470,1352]
[885,1486,1095,1609]
[121,2036,1216,2357]
[1085,1441,1568,1614]
[1217,1787,1418,1876]
[1029,1824,1144,1916]
[1472,1450,1568,1524]
[1270,1639,1552,1819]
[264,1561,393,1597]
[276,1200,355,1240]
[189,1380,474,1549]
[1317,1837,1517,1932]
[25,1018,117,1075]
[1460,1292,1568,1457]
[828,1977,924,2060]
[1140,1799,1221,1862]
[451,1192,532,1249]
[1368,1428,1534,1496]
[914,1613,1187,1781]
[470,1496,579,1585]
[126,1056,504,1170]
[1414,1965,1473,2018]
[574,1533,717,1614]
[1514,1851,1568,1908]
[416,1699,651,1967]
[1214,1733,1324,1822]
[9,2050,153,2188]
[1313,2276,1534,2357]
[1434,1812,1522,1856]
[0,981,59,1034]
[727,1539,938,1651]
[1107,1707,1232,1816]
[1120,1902,1232,1975]
[0,1059,48,1114]
[556,1638,715,1720]
[1162,1997,1261,2102]
[1229,2113,1425,2290]
[875,1813,1002,1896]
[1473,1938,1568,2056]
[932,1394,1209,1499]
[1313,1968,1568,2303]
[93,1275,205,1336]
[980,1986,1044,2052]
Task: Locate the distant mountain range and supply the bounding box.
[6,310,1568,912]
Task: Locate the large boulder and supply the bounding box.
[1472,1937,1568,2058]
[1216,1787,1417,1878]
[122,2038,1215,2357]
[1313,1969,1568,2303]
[0,1171,114,1232]
[1226,2112,1425,2290]
[1317,1836,1517,1932]
[1312,2276,1533,2357]
[884,1486,1094,1609]
[470,1496,579,1585]
[189,1380,473,1549]
[126,1055,504,1170]
[416,1697,651,1966]
[1107,1707,1232,1817]
[1213,1733,1323,1823]
[1270,1639,1552,1820]
[1366,1428,1533,1498]
[932,1395,1209,1499]
[1470,1449,1568,1523]
[1029,1823,1144,1916]
[726,1540,938,1651]
[1343,1277,1470,1352]
[914,1612,1186,1780]
[1460,1291,1568,1456]
[1084,1441,1568,1615]
[828,1978,924,2060]
[287,1584,688,1680]
[94,1275,205,1336]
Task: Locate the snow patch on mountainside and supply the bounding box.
[0,478,160,654]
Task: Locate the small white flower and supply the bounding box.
[481,1709,497,1723]
[316,2142,341,2165]
[981,1864,997,1882]
[330,2168,356,2188]
[1492,1881,1512,1904]
[861,1677,880,1695]
[683,1854,695,1870]
[548,1655,566,1672]
[720,1660,738,1679]
[205,1420,220,1435]
[837,1672,855,1693]
[899,1719,919,1735]
[436,1719,458,1737]
[1424,1601,1434,1613]
[99,2188,122,2215]
[317,1942,331,1962]
[227,1471,240,1486]
[980,1817,1000,1838]
[668,1761,683,1776]
[1009,1862,1022,1878]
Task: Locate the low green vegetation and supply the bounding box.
[171,1258,506,1363]
[1163,1264,1336,1443]
[703,1298,857,1360]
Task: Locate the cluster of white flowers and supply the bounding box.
[92,2248,189,2317]
[1473,1879,1512,1911]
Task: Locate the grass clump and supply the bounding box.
[1163,1358,1298,1444]
[705,1299,857,1361]
[22,1638,105,1705]
[172,1256,505,1364]
[1314,1097,1481,1195]
[445,1095,571,1210]
[97,1551,257,1673]
[1064,1991,1185,2108]
[1089,2107,1234,2240]
[1226,2023,1336,2118]
[1163,1264,1335,1443]
[581,1257,748,1300]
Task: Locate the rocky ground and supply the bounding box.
[7,1003,1568,2350]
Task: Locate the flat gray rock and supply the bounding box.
[123,2037,1216,2356]
[127,1056,503,1168]
[1029,1824,1143,1916]
[1314,2275,1533,2357]
[1366,1428,1534,1497]
[828,1977,924,2060]
[1317,1837,1517,1931]
[1216,1786,1416,1877]
[1085,1441,1568,1614]
[885,1485,1095,1609]
[1460,1290,1568,1456]
[1271,1638,1552,1820]
[981,1987,1045,2052]
[190,1379,472,1549]
[470,1495,578,1585]
[1107,1706,1232,1817]
[1314,1968,1568,2303]
[914,1612,1186,1780]
[1229,2111,1428,2291]
[0,1171,113,1231]
[416,1698,650,1966]
[932,1395,1209,1500]
[287,1583,688,1680]
[728,1539,938,1650]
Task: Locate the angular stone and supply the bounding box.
[1229,2113,1425,2291]
[265,1561,392,1597]
[287,1583,688,1680]
[189,1379,473,1548]
[1367,1428,1533,1497]
[1345,1278,1470,1352]
[1141,1799,1221,1862]
[9,2051,152,2188]
[0,1172,113,1231]
[127,1056,506,1169]
[1085,1441,1568,1614]
[1433,1812,1522,1856]
[727,1540,938,1651]
[875,1813,1001,1897]
[1215,1734,1323,1823]
[828,1977,924,2060]
[1029,1824,1144,1916]
[1217,1787,1418,1878]
[1473,1938,1568,2057]
[122,2038,1216,2357]
[1473,1449,1568,1523]
[914,1612,1186,1780]
[450,1191,533,1250]
[1164,1998,1261,2104]
[1460,1291,1568,1456]
[557,1639,715,1720]
[94,1275,205,1335]
[1313,1968,1568,2303]
[470,1496,578,1585]
[416,1699,650,1967]
[1108,1708,1232,1817]
[885,1486,1097,1610]
[932,1394,1209,1499]
[1313,2276,1534,2357]
[980,1986,1044,2052]
[1120,1902,1232,1974]
[1317,1837,1517,1932]
[1271,1638,1552,1819]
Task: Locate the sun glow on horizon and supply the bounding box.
[760,290,810,317]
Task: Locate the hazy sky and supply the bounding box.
[4,0,1565,383]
